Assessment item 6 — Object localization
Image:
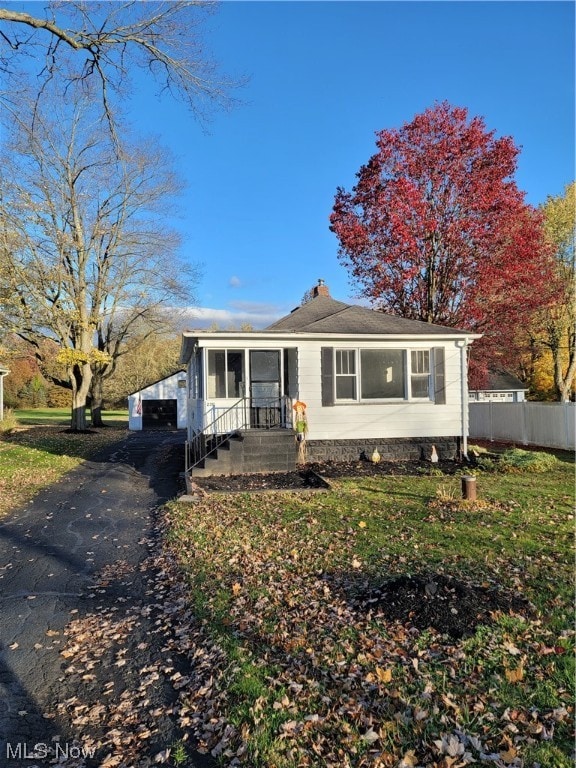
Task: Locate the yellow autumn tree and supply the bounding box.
[537,182,575,401]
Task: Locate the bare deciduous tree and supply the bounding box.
[102,332,183,408]
[0,88,199,430]
[0,1,239,133]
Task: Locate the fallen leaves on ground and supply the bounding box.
[49,554,192,768]
[43,454,573,768]
[153,486,574,768]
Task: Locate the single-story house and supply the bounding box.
[128,371,187,430]
[469,369,528,403]
[0,365,9,421]
[180,281,481,476]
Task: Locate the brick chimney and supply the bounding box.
[312,279,330,298]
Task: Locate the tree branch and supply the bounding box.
[0,9,84,49]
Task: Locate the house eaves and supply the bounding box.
[180,329,481,364]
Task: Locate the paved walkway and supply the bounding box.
[0,430,208,767]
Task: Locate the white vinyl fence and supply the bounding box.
[469,402,575,451]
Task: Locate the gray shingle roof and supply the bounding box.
[264,295,471,336]
[485,370,527,391]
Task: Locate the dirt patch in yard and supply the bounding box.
[191,459,535,641]
[352,572,534,639]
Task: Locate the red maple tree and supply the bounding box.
[330,102,554,386]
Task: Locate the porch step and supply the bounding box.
[192,429,297,477]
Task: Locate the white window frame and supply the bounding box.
[409,349,432,400]
[332,347,435,403]
[335,349,358,401]
[206,349,246,399]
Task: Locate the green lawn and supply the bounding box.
[14,407,128,426]
[165,456,575,768]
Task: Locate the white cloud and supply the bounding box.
[229,275,242,288]
[228,300,283,314]
[180,303,284,330]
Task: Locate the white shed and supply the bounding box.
[128,371,187,430]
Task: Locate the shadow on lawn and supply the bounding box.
[0,429,205,767]
[356,485,430,501]
[4,425,129,460]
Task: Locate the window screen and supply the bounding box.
[207,350,244,398]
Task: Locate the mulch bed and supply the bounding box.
[192,458,461,492]
[309,458,460,478]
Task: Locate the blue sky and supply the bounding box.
[20,1,576,328]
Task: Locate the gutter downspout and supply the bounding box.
[456,340,470,458]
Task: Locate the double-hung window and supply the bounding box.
[410,350,431,398]
[328,347,439,403]
[335,349,357,400]
[334,349,407,401]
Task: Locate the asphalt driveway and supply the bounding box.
[0,429,210,767]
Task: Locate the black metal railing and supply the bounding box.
[185,395,291,474]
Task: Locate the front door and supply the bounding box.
[249,350,281,428]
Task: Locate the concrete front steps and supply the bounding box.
[191,429,298,477]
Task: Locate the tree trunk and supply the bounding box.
[555,350,576,402]
[69,362,92,431]
[90,373,105,427]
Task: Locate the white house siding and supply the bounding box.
[294,339,463,441]
[128,371,187,431]
[187,397,201,440]
[189,337,465,442]
[469,390,526,403]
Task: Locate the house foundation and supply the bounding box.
[306,437,459,463]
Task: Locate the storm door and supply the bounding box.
[249,350,281,428]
